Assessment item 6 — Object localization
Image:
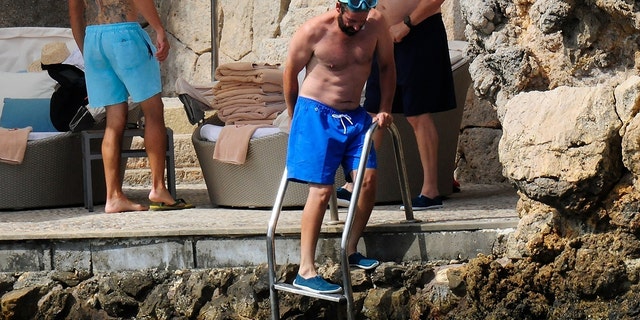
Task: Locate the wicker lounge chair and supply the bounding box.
[0,27,136,209]
[0,132,108,209]
[192,129,309,207]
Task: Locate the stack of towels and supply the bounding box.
[210,62,287,165]
[212,62,285,125]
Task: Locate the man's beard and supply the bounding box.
[338,12,359,36]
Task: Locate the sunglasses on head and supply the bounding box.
[340,0,378,11]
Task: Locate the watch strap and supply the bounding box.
[403,15,413,29]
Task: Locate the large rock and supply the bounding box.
[218,0,255,62]
[462,0,640,106]
[619,77,640,184]
[457,89,506,184]
[499,85,623,213]
[159,0,211,54]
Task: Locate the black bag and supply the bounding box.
[41,63,95,132]
[69,105,95,133]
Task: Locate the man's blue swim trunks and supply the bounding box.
[83,22,162,108]
[287,96,376,185]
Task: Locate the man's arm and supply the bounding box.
[68,0,86,53]
[373,14,396,127]
[133,0,170,62]
[407,0,445,26]
[390,0,445,43]
[283,24,314,118]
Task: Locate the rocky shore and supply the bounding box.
[4,252,640,319]
[1,261,467,319]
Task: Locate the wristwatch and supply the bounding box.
[403,15,413,29]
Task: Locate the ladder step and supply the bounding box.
[273,283,346,303]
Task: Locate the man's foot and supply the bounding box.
[149,188,177,206]
[105,197,148,213]
[348,252,380,270]
[335,187,352,207]
[293,274,342,294]
[400,195,444,211]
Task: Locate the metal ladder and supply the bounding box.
[266,122,418,319]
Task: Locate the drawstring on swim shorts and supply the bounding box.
[332,114,353,134]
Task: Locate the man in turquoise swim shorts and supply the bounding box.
[69,0,192,213]
[283,0,396,294]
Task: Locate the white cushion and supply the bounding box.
[200,124,282,142]
[0,71,57,121]
[0,27,76,72]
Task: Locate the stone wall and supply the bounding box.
[0,0,69,28]
[165,0,470,91]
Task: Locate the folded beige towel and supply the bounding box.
[234,119,279,125]
[213,93,284,106]
[214,62,280,77]
[224,108,283,125]
[213,82,282,94]
[214,63,284,85]
[213,124,272,164]
[215,69,283,86]
[219,105,285,124]
[214,87,265,99]
[215,99,267,110]
[0,127,32,165]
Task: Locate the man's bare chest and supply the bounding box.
[313,35,376,70]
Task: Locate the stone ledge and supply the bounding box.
[0,228,513,272]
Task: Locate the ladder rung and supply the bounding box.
[273,283,346,303]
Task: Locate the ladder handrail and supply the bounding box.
[266,169,289,319]
[338,121,378,317]
[386,123,416,222]
[267,120,417,319]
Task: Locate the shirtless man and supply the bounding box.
[340,0,457,210]
[69,0,191,213]
[283,0,395,293]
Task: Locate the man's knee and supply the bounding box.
[361,170,377,191]
[308,185,333,203]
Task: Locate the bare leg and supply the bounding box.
[298,184,332,279]
[407,113,439,199]
[103,103,147,213]
[140,94,175,205]
[347,168,377,255]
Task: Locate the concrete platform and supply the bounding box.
[0,183,519,272]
